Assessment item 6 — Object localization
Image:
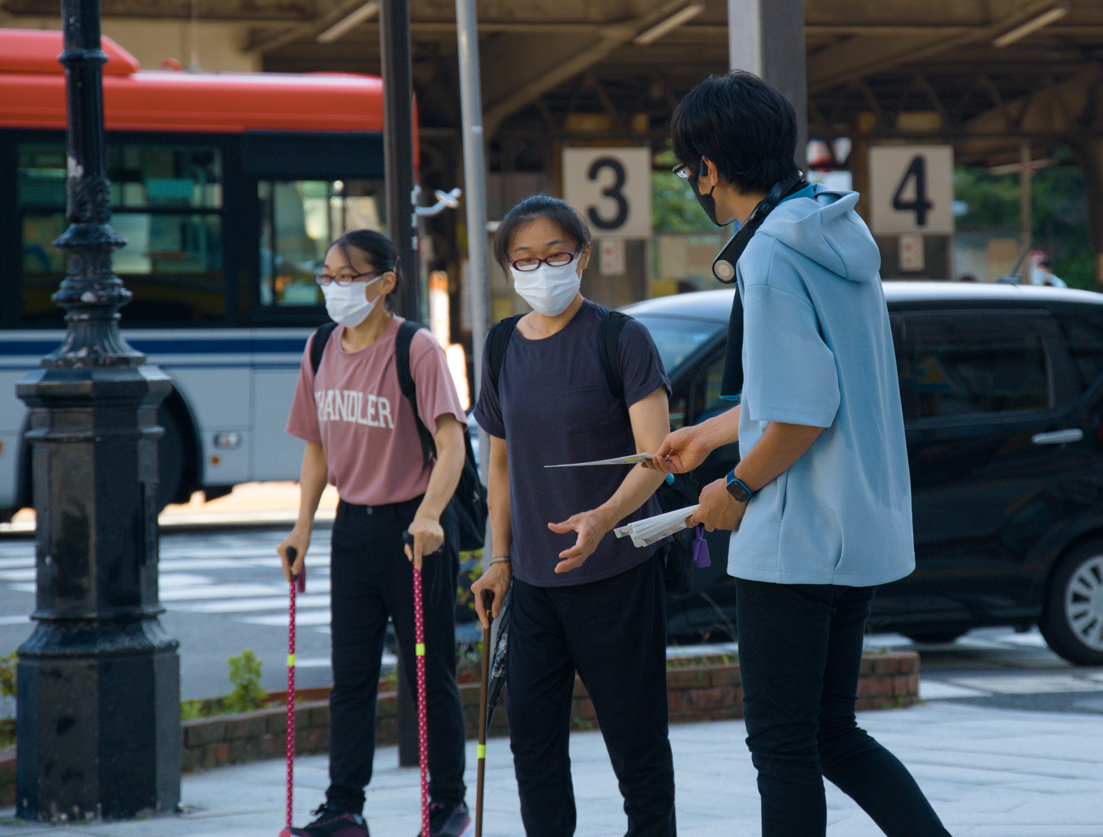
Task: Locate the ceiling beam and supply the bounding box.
[245,0,382,53]
[807,0,1066,93]
[957,64,1103,158]
[912,70,954,130]
[479,0,702,138]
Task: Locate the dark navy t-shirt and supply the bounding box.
[473,300,670,587]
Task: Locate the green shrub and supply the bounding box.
[224,650,266,714]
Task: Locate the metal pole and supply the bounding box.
[456,0,490,399]
[381,0,420,321]
[15,0,180,820]
[456,0,493,543]
[379,0,421,767]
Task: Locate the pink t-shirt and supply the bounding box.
[285,315,468,507]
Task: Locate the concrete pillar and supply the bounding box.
[727,0,807,169]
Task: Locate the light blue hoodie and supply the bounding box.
[729,184,915,586]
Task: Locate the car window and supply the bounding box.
[906,334,1049,419]
[631,314,725,373]
[669,351,727,429]
[1054,312,1103,392]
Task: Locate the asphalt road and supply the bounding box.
[2,523,1103,709]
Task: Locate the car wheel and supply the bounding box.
[157,406,186,512]
[1040,540,1103,666]
[901,630,966,645]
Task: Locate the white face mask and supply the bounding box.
[510,260,581,317]
[322,274,383,328]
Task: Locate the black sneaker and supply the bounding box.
[417,801,474,837]
[285,802,370,837]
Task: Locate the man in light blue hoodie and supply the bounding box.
[650,71,951,837]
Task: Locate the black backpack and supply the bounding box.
[485,310,703,595]
[310,320,489,553]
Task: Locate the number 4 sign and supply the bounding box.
[869,145,954,235]
[563,148,652,239]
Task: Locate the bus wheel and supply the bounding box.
[1040,539,1103,666]
[157,405,187,511]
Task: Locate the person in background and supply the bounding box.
[470,194,676,837]
[650,70,952,837]
[1034,258,1068,288]
[277,229,473,837]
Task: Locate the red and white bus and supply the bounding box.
[0,28,409,519]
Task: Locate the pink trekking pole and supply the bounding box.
[280,546,305,837]
[403,531,430,837]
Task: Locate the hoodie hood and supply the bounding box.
[755,184,880,283]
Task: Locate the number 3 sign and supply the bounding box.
[869,145,954,235]
[563,148,652,239]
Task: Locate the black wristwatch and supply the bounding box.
[726,471,753,503]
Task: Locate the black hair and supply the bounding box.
[671,70,800,196]
[329,228,399,310]
[493,193,591,270]
[1039,259,1054,269]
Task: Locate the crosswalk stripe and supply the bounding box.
[244,610,332,626]
[159,584,286,601]
[172,594,331,613]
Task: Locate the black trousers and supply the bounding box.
[325,497,467,814]
[736,578,951,837]
[506,554,676,837]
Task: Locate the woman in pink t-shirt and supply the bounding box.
[277,230,473,837]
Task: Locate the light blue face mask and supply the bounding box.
[322,273,383,328]
[509,260,580,316]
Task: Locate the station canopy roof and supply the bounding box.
[3,0,1102,168]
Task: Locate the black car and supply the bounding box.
[625,282,1103,666]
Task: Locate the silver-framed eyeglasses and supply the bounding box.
[509,248,581,272]
[314,268,385,287]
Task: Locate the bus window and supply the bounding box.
[18,141,226,324]
[258,178,384,307]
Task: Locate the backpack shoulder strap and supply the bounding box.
[395,320,435,470]
[485,314,524,394]
[309,321,339,375]
[598,310,631,402]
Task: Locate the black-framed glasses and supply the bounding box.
[673,162,694,180]
[314,268,385,287]
[509,248,580,272]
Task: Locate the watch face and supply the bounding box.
[726,478,751,502]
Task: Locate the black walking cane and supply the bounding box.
[475,589,495,837]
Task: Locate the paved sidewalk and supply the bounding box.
[2,700,1102,837]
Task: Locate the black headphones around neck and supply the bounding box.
[711,171,806,283]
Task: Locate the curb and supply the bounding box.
[0,650,921,800]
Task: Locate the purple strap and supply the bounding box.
[692,524,710,568]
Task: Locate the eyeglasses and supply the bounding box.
[508,248,580,272]
[314,269,384,287]
[673,162,694,180]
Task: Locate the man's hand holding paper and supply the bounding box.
[691,478,746,532]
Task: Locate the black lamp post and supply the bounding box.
[14,0,181,821]
[379,0,424,768]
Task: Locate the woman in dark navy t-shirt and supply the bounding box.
[472,194,675,837]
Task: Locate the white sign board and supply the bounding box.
[563,148,652,239]
[869,145,954,235]
[599,238,626,276]
[898,233,925,272]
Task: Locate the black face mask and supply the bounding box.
[687,173,725,227]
